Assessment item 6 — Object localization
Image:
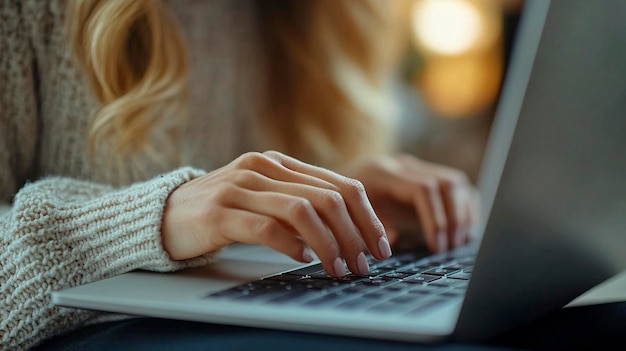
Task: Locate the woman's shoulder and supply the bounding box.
[4,0,68,48]
[3,0,66,24]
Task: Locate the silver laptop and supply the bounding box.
[52,0,626,343]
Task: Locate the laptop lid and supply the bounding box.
[454,0,626,341]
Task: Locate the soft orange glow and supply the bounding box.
[417,51,503,117]
[410,0,504,118]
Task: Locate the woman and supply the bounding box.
[0,0,477,349]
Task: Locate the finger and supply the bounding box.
[397,154,471,186]
[412,181,448,252]
[232,152,336,191]
[395,156,471,249]
[223,187,349,277]
[440,180,469,249]
[381,171,448,252]
[453,186,474,247]
[262,150,391,261]
[466,187,481,242]
[238,178,370,275]
[459,199,471,245]
[231,154,376,267]
[217,209,315,264]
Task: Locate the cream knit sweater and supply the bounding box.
[0,0,265,349]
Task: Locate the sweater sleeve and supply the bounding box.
[1,3,219,349]
[0,167,220,350]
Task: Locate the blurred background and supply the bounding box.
[396,0,525,182]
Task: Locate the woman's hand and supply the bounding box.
[341,154,479,253]
[161,151,392,277]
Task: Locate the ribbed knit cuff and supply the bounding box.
[8,167,218,283]
[1,168,222,350]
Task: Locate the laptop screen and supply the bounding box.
[456,0,626,340]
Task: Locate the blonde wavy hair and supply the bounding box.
[67,0,405,169]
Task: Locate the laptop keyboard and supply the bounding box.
[205,244,477,316]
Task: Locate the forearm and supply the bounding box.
[0,167,219,350]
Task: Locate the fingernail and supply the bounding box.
[378,237,392,259]
[357,252,369,275]
[302,247,314,263]
[333,257,346,277]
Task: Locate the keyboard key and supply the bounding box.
[309,271,335,280]
[339,274,371,283]
[291,278,339,290]
[393,251,429,263]
[361,277,397,287]
[428,278,465,288]
[408,285,444,294]
[303,292,350,307]
[374,260,405,270]
[449,272,471,280]
[382,271,414,279]
[266,290,321,304]
[406,298,447,316]
[336,297,379,310]
[396,265,431,275]
[403,274,440,284]
[233,288,290,301]
[423,268,461,276]
[440,291,465,298]
[389,294,430,304]
[368,301,413,313]
[363,268,395,276]
[343,285,371,294]
[382,282,414,292]
[362,290,388,299]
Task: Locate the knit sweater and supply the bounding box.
[0,0,265,349]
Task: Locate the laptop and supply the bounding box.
[52,0,626,343]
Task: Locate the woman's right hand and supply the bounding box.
[161,151,393,277]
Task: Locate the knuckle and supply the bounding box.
[232,169,258,185]
[235,152,270,169]
[288,198,315,220]
[321,190,345,210]
[211,184,237,203]
[262,150,282,159]
[342,178,367,200]
[254,218,281,241]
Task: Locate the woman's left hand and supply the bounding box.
[341,154,479,252]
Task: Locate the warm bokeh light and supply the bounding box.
[412,0,482,56]
[418,53,503,117]
[409,0,504,118]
